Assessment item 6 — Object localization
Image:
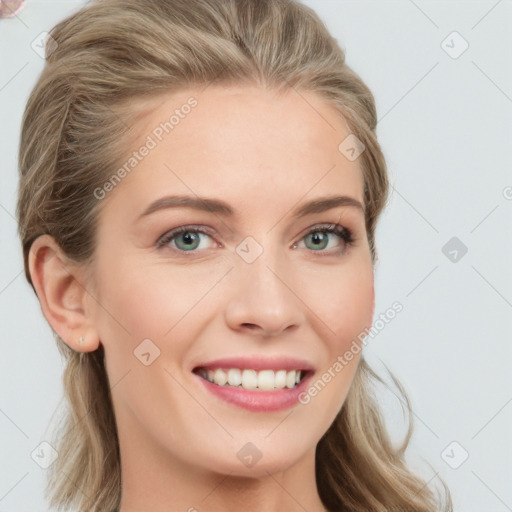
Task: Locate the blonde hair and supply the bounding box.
[16,1,452,510]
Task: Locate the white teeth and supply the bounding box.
[227,368,242,387]
[213,368,227,386]
[274,370,287,389]
[257,369,275,391]
[241,369,258,390]
[200,368,304,390]
[285,370,296,389]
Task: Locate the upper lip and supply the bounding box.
[193,356,316,372]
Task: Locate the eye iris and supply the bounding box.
[306,232,329,250]
[175,232,201,250]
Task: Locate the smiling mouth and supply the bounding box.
[193,367,310,391]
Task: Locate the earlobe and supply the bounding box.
[28,234,100,353]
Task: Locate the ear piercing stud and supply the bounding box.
[78,336,85,345]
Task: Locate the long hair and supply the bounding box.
[16,1,452,510]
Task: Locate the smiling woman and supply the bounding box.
[16,1,452,511]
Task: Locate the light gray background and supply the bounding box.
[1,1,511,510]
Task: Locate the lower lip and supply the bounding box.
[193,371,313,412]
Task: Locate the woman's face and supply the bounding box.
[86,84,374,477]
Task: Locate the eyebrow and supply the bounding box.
[137,194,365,221]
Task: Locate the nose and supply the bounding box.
[224,247,304,338]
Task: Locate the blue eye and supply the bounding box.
[299,223,354,252]
[156,223,355,254]
[156,226,215,252]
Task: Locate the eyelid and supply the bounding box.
[156,225,218,249]
[156,222,356,254]
[294,222,355,250]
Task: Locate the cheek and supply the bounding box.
[295,262,373,427]
[92,254,220,373]
[302,258,374,350]
[90,254,169,375]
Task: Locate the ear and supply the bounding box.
[28,234,100,353]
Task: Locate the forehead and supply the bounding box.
[104,84,365,220]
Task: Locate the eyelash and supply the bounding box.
[156,223,356,256]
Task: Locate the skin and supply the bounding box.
[29,84,375,512]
